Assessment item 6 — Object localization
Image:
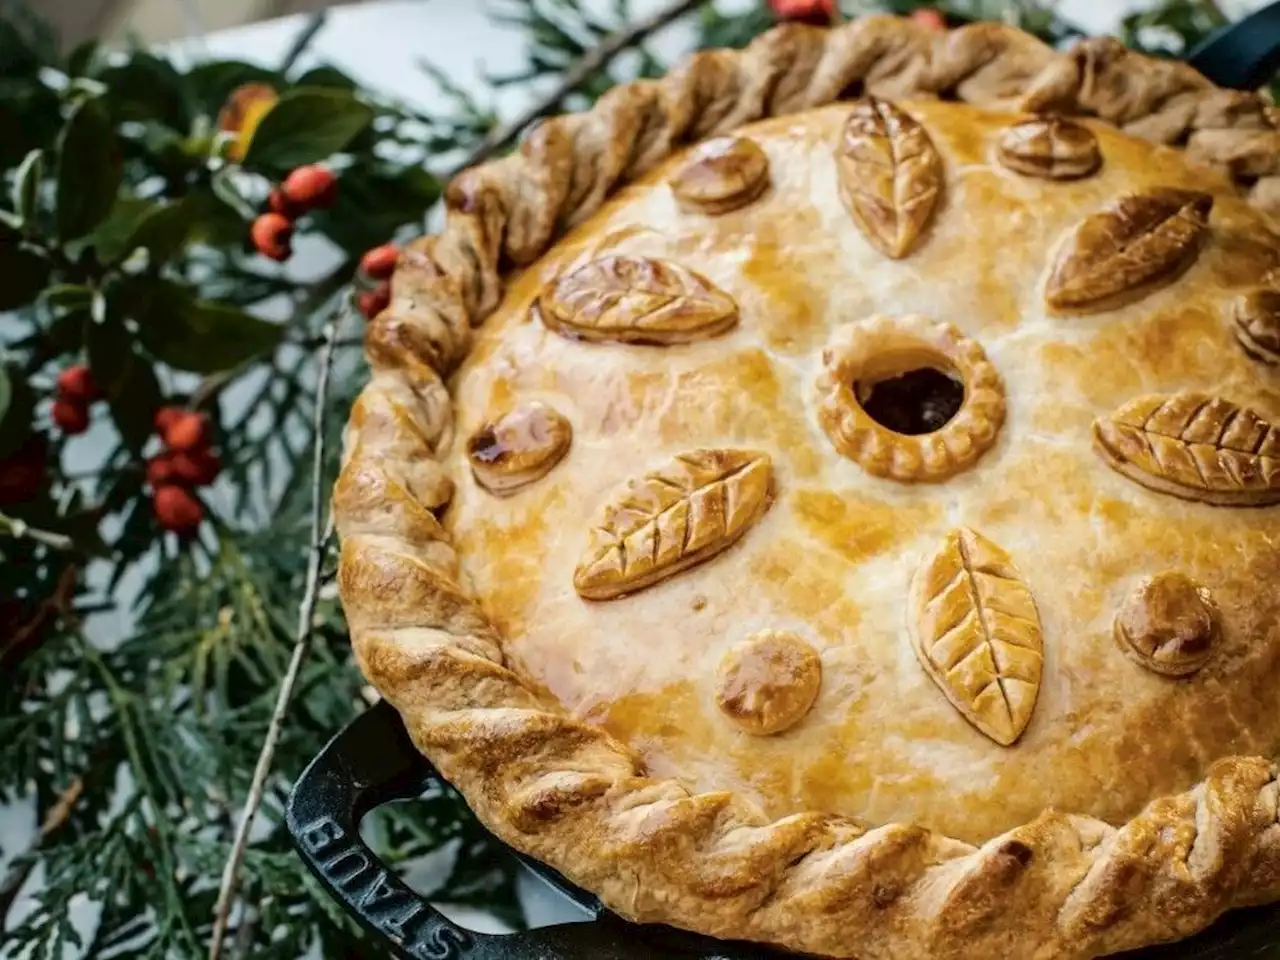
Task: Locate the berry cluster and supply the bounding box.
[356,243,397,319]
[51,364,100,435]
[147,407,219,534]
[250,164,339,262]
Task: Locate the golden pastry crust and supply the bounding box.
[335,14,1280,960]
[670,136,771,214]
[908,528,1043,746]
[836,97,943,258]
[1115,572,1220,677]
[998,116,1102,179]
[816,315,1006,482]
[1093,393,1280,507]
[467,401,572,496]
[715,630,822,735]
[1045,188,1213,313]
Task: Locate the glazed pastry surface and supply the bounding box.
[441,102,1280,844]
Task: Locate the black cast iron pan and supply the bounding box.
[287,701,1280,960]
[288,8,1280,957]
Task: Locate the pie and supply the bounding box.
[333,14,1280,959]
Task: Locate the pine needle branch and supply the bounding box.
[0,775,83,924]
[447,0,710,178]
[207,306,344,960]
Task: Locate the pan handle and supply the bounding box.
[285,699,674,960]
[1186,0,1280,90]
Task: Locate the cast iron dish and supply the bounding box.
[287,7,1280,958]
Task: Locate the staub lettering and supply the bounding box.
[298,817,472,958]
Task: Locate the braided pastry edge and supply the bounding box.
[334,14,1280,959]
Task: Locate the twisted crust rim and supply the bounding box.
[335,13,1280,960]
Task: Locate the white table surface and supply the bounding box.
[1,0,1270,950]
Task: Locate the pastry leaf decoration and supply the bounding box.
[909,528,1044,746]
[835,98,942,259]
[1045,188,1212,313]
[537,255,738,345]
[574,449,772,601]
[1093,393,1280,506]
[1235,285,1280,365]
[997,117,1101,180]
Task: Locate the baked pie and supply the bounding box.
[334,14,1280,959]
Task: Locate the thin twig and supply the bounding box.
[207,309,343,960]
[280,10,327,75]
[0,513,77,552]
[447,0,709,178]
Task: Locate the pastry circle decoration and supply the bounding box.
[574,449,772,600]
[1234,285,1280,365]
[997,117,1101,180]
[715,631,821,736]
[1045,188,1212,313]
[670,136,770,215]
[835,97,942,260]
[1093,392,1280,506]
[909,528,1044,746]
[816,315,1006,483]
[1115,572,1220,677]
[536,255,739,345]
[467,401,572,497]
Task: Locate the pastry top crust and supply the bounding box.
[335,15,1280,960]
[441,99,1280,844]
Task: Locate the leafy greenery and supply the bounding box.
[0,0,1268,957]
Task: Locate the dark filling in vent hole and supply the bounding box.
[857,368,965,436]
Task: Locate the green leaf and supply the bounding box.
[96,53,190,130]
[41,284,94,311]
[93,196,194,265]
[10,148,42,225]
[67,40,101,78]
[0,77,60,167]
[0,361,10,426]
[136,294,283,374]
[0,7,56,79]
[86,316,135,402]
[0,239,49,310]
[241,88,373,171]
[55,98,124,242]
[107,354,161,454]
[314,163,440,254]
[292,65,357,90]
[209,168,258,221]
[0,361,34,457]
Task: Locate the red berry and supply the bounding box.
[153,485,204,535]
[282,165,338,210]
[251,213,293,262]
[360,244,399,280]
[56,364,100,403]
[163,412,209,452]
[0,434,48,507]
[146,453,177,488]
[51,399,89,435]
[909,7,946,30]
[154,406,186,435]
[267,186,300,219]
[357,283,391,320]
[769,0,834,24]
[170,449,221,487]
